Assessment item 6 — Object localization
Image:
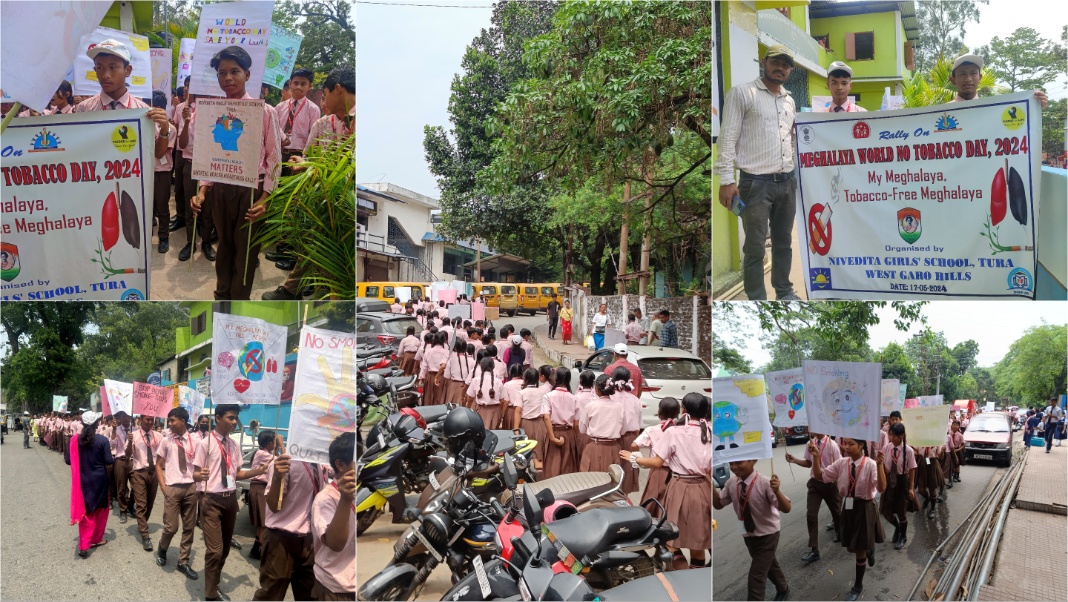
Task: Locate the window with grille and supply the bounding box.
[387,217,417,257]
[191,312,206,336]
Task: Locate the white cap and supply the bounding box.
[511,335,522,345]
[82,411,101,426]
[952,53,984,73]
[613,343,629,355]
[827,61,853,77]
[86,39,132,63]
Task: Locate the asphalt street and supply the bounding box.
[712,439,1010,601]
[0,439,295,601]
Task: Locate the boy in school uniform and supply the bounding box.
[110,411,133,523]
[785,430,842,562]
[713,459,791,601]
[154,407,200,580]
[312,432,357,600]
[274,68,320,163]
[248,431,280,560]
[129,413,162,551]
[151,91,177,253]
[252,452,323,600]
[193,404,269,601]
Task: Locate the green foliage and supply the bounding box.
[914,0,988,73]
[1042,98,1066,158]
[316,301,355,332]
[873,341,920,395]
[1,303,95,412]
[713,334,752,375]
[982,27,1063,92]
[76,303,188,387]
[902,56,1001,108]
[253,135,356,300]
[993,324,1067,405]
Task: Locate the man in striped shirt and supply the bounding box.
[714,45,800,301]
[815,61,866,113]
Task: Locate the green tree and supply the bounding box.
[993,324,1067,404]
[914,0,988,73]
[902,55,1001,108]
[713,335,752,375]
[970,367,996,402]
[1042,98,1066,158]
[982,27,1063,92]
[873,341,920,395]
[76,303,188,387]
[950,340,980,376]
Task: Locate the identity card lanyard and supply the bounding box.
[845,457,866,510]
[214,433,235,489]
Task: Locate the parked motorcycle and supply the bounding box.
[597,567,712,601]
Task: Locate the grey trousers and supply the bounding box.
[739,174,797,300]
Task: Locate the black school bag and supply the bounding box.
[506,346,525,373]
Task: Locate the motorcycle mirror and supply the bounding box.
[522,483,544,536]
[502,453,518,489]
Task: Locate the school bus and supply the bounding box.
[473,283,519,316]
[517,284,542,315]
[536,284,564,311]
[356,282,428,303]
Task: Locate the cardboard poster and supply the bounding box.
[73,27,153,98]
[178,385,206,424]
[190,98,264,187]
[448,304,471,320]
[177,38,195,85]
[484,307,499,321]
[100,385,111,417]
[133,381,172,417]
[881,378,902,416]
[150,48,172,107]
[904,397,920,409]
[0,1,113,112]
[901,405,950,447]
[264,24,302,88]
[438,288,457,304]
[471,302,486,321]
[210,312,287,404]
[985,401,995,412]
[768,368,806,428]
[918,395,944,407]
[288,326,356,466]
[0,111,153,301]
[795,92,1042,299]
[802,360,882,443]
[53,395,68,412]
[189,1,274,98]
[712,374,774,463]
[104,379,133,415]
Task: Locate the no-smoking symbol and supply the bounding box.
[808,203,832,256]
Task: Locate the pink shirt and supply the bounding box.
[196,92,283,192]
[947,431,964,450]
[814,99,867,113]
[274,97,321,151]
[111,424,131,458]
[156,431,197,485]
[75,89,150,113]
[653,421,712,476]
[634,421,671,452]
[822,456,879,500]
[612,391,643,433]
[491,357,507,382]
[467,368,503,406]
[193,432,241,494]
[419,346,449,378]
[624,322,643,343]
[47,104,75,115]
[311,484,356,594]
[251,449,274,483]
[881,442,917,476]
[176,100,196,159]
[802,435,842,479]
[579,396,626,439]
[545,388,578,426]
[444,352,475,383]
[503,378,525,408]
[719,471,783,537]
[129,428,160,471]
[397,335,420,355]
[306,113,352,150]
[575,389,597,420]
[520,340,534,366]
[516,386,548,420]
[155,126,176,172]
[265,460,324,534]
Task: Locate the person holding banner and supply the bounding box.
[190,46,283,301]
[154,407,200,580]
[310,432,357,600]
[879,423,917,551]
[110,411,134,524]
[785,431,842,563]
[249,431,281,561]
[65,411,114,557]
[152,90,177,254]
[130,413,162,551]
[814,62,866,114]
[948,54,1048,109]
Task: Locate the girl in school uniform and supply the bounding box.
[573,371,598,453]
[537,365,555,396]
[502,363,525,423]
[880,422,917,550]
[397,327,421,377]
[413,328,436,375]
[542,368,578,479]
[443,339,473,407]
[512,368,556,469]
[914,444,945,519]
[812,437,887,601]
[624,394,712,570]
[419,332,449,406]
[629,397,680,519]
[578,374,627,473]
[467,357,505,429]
[609,367,644,494]
[945,420,964,485]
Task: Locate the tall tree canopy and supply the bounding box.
[914,0,988,72]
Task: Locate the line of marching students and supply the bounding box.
[36,405,356,601]
[715,411,969,601]
[396,303,713,571]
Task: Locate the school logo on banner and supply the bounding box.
[1001,105,1025,131]
[0,242,20,282]
[1007,267,1033,293]
[852,121,870,139]
[897,207,922,244]
[30,128,64,152]
[934,112,961,132]
[807,203,833,255]
[810,267,832,290]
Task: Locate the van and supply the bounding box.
[473,283,519,317]
[537,284,563,311]
[497,284,519,316]
[517,285,541,315]
[357,282,428,303]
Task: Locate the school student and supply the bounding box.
[108,411,133,523]
[310,432,356,600]
[811,437,887,601]
[190,46,283,300]
[129,414,161,551]
[785,430,842,562]
[443,339,474,406]
[542,368,579,479]
[193,404,269,601]
[880,422,917,550]
[512,367,556,468]
[629,397,680,519]
[578,374,627,472]
[946,420,964,483]
[419,332,449,406]
[148,90,177,253]
[176,84,216,262]
[468,357,506,429]
[573,370,598,451]
[914,444,945,519]
[711,458,790,599]
[503,335,526,374]
[248,431,280,560]
[274,68,321,162]
[537,364,555,396]
[608,367,643,494]
[47,80,76,115]
[397,327,421,376]
[154,408,200,580]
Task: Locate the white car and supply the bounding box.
[572,346,712,427]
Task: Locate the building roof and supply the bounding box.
[420,232,492,253]
[359,182,440,209]
[461,253,531,270]
[809,1,919,42]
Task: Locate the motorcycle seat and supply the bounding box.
[524,472,614,506]
[415,404,449,424]
[488,430,519,455]
[544,507,652,559]
[386,375,417,391]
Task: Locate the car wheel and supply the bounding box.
[507,310,516,317]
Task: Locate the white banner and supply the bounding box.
[288,326,356,466]
[1,111,153,301]
[0,1,113,112]
[794,92,1042,299]
[712,374,773,463]
[802,360,882,443]
[918,394,944,407]
[177,38,195,85]
[264,23,302,89]
[901,405,949,447]
[53,395,68,413]
[881,378,902,416]
[150,48,172,107]
[190,98,264,187]
[189,1,274,98]
[210,313,287,404]
[73,27,153,98]
[768,368,806,428]
[178,385,206,425]
[103,379,133,416]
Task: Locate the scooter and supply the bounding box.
[598,567,712,601]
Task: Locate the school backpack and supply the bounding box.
[505,346,525,373]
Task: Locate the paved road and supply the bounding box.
[1,440,294,601]
[713,439,1010,601]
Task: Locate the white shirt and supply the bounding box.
[592,313,609,331]
[713,78,796,186]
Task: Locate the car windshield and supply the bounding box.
[382,317,421,335]
[967,415,1009,433]
[637,358,712,380]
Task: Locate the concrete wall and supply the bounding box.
[572,293,711,364]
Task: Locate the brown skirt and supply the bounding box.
[542,427,578,480]
[400,351,418,376]
[915,455,944,496]
[248,481,267,531]
[839,497,885,554]
[423,371,445,406]
[446,379,468,406]
[880,477,918,523]
[573,430,590,467]
[580,440,621,473]
[619,430,640,494]
[663,476,711,550]
[475,403,504,431]
[640,466,671,518]
[521,417,549,463]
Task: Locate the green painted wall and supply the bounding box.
[811,11,900,79]
[789,6,807,32]
[712,2,739,290]
[177,302,325,353]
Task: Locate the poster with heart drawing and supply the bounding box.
[210,313,288,404]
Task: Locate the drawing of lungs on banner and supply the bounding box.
[768,368,806,427]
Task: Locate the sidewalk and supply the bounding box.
[977,444,1068,601]
[529,323,589,369]
[724,225,808,301]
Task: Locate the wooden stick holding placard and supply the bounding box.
[0,102,21,135]
[244,188,254,286]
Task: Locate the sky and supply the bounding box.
[356,0,495,197]
[722,301,1068,370]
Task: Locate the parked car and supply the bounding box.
[356,296,391,313]
[356,311,421,356]
[778,425,808,444]
[963,411,1013,467]
[572,346,712,427]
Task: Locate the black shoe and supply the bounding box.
[954,475,961,482]
[825,522,836,531]
[867,549,876,567]
[774,586,790,601]
[206,593,230,601]
[846,588,862,601]
[177,563,198,580]
[927,506,936,519]
[891,523,902,544]
[249,540,262,560]
[169,218,186,232]
[155,548,167,567]
[202,242,216,261]
[801,550,820,563]
[833,531,841,543]
[275,258,296,271]
[261,286,300,301]
[178,243,192,262]
[78,548,88,558]
[158,239,169,253]
[142,537,153,551]
[301,287,314,297]
[119,512,127,523]
[210,232,219,245]
[230,540,242,550]
[264,250,292,262]
[947,480,954,489]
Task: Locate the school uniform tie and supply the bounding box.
[107,100,119,110]
[894,447,902,474]
[739,481,757,533]
[834,105,844,112]
[176,436,188,474]
[145,432,156,469]
[284,101,298,135]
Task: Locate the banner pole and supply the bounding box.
[244,187,254,286]
[189,208,198,270]
[1,102,22,135]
